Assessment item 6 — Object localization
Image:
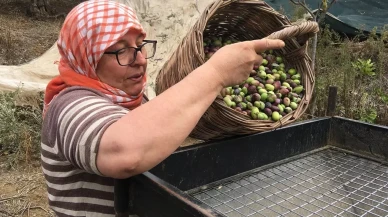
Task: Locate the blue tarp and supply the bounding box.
[265,0,388,36]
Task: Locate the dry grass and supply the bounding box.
[0,0,83,65]
[0,2,82,215]
[0,13,63,65]
[0,88,43,169]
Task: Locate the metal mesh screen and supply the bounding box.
[188,149,388,217]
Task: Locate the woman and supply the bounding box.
[41,0,285,216]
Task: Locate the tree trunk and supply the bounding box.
[27,0,56,17]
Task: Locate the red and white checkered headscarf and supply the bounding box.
[44,0,147,115]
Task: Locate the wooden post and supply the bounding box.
[326,86,338,116]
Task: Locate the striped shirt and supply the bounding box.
[41,86,147,217]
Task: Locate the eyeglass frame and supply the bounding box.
[104,39,157,66]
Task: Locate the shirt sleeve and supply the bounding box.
[44,87,129,176]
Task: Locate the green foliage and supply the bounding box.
[359,109,378,124]
[0,88,43,168]
[281,1,388,126]
[306,25,388,125]
[352,58,376,76]
[352,93,378,124]
[376,88,388,104]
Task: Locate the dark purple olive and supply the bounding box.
[265,102,272,108]
[250,70,258,76]
[252,93,261,102]
[271,105,280,112]
[279,88,289,96]
[264,108,272,116]
[234,89,240,95]
[257,78,265,83]
[273,81,281,90]
[266,54,276,65]
[248,85,258,94]
[286,73,291,79]
[273,98,281,106]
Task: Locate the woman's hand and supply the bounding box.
[204,39,285,87]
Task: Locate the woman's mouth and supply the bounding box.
[128,74,144,82]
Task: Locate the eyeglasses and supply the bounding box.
[104,40,157,66]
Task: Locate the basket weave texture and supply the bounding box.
[155,0,319,141]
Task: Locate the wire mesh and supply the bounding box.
[188,149,388,217]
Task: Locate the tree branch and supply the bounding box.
[288,0,337,118]
[289,0,316,20]
[288,0,338,71]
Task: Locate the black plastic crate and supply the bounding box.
[188,148,388,217]
[114,117,388,217]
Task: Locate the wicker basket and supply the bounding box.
[155,0,319,141]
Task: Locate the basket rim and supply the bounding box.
[154,0,319,140]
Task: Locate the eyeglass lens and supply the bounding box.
[117,43,155,65]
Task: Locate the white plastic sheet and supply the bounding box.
[0,0,213,100]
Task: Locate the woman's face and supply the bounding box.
[96,30,147,96]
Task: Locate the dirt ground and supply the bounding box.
[0,1,83,216]
[0,162,53,217]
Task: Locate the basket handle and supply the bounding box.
[264,21,319,42]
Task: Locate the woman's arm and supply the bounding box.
[97,64,223,179]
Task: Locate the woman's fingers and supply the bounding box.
[251,39,285,53]
[255,54,264,65]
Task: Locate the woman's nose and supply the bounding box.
[132,50,147,65]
